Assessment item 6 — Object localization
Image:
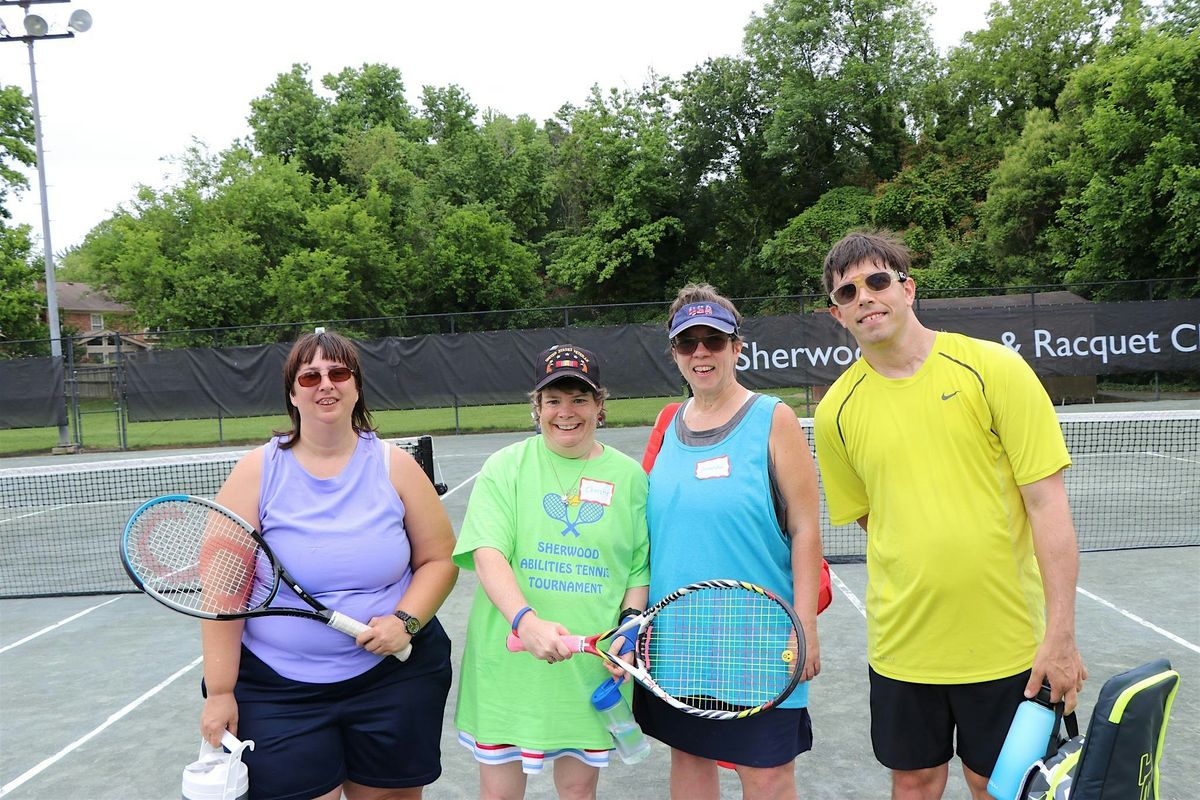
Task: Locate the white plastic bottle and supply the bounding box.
[590,677,651,764]
[182,730,254,800]
[987,683,1058,800]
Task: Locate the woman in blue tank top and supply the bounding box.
[634,285,824,800]
[198,330,458,800]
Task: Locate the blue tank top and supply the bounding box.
[647,394,807,708]
[243,433,413,682]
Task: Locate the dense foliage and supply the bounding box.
[1,0,1194,346]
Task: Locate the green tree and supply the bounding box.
[0,221,46,351]
[415,204,542,314]
[940,0,1118,146]
[248,64,338,181]
[1053,29,1200,296]
[0,84,34,220]
[757,185,874,294]
[545,84,684,304]
[746,0,938,185]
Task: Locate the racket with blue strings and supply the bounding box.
[121,494,411,660]
[507,579,803,719]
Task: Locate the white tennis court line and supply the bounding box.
[829,568,866,618]
[829,571,1198,655]
[439,471,480,499]
[0,597,123,656]
[1077,586,1200,654]
[0,504,72,525]
[0,467,477,793]
[0,655,203,797]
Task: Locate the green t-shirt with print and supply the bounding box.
[453,436,650,749]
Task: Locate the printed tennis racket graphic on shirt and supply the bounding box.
[541,494,605,537]
[121,494,411,661]
[506,579,803,720]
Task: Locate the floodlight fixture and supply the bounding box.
[22,13,48,36]
[67,8,90,32]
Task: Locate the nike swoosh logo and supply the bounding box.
[941,391,960,401]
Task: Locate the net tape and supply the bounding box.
[0,436,435,598]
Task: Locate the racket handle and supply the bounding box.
[327,611,413,662]
[505,633,586,652]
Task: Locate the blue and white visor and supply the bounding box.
[669,302,738,338]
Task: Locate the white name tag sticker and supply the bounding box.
[695,456,731,480]
[579,478,615,506]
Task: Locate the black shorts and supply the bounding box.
[868,667,1031,776]
[205,618,452,800]
[632,684,812,768]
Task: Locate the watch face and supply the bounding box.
[395,610,420,635]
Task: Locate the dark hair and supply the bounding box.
[275,330,376,449]
[528,377,610,426]
[666,283,743,339]
[822,230,911,294]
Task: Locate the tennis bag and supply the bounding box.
[1020,658,1180,800]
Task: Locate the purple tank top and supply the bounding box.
[243,433,413,682]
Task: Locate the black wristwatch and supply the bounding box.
[393,609,421,635]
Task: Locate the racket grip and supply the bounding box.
[505,633,586,652]
[327,611,413,662]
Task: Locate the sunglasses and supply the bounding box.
[672,333,732,356]
[296,366,355,387]
[829,270,907,306]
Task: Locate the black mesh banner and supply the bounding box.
[112,298,1198,422]
[1,356,67,429]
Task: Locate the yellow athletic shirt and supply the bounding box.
[814,332,1070,683]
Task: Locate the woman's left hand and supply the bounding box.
[799,621,820,682]
[358,614,414,656]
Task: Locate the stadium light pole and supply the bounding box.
[1,0,92,452]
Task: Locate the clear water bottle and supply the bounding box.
[590,677,651,764]
[987,682,1058,800]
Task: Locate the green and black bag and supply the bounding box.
[1021,658,1180,800]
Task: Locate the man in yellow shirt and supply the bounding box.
[813,230,1087,800]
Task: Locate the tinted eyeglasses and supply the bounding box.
[296,366,355,387]
[672,333,732,355]
[829,270,907,306]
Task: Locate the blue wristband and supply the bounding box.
[617,633,636,656]
[511,606,534,633]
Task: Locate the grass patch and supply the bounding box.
[1,389,821,457]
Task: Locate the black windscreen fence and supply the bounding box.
[1,356,66,428]
[2,298,1197,426]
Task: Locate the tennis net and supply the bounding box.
[0,436,441,598]
[806,410,1199,562]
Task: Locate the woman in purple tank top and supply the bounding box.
[198,330,458,800]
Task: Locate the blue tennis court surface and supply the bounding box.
[2,424,1197,798]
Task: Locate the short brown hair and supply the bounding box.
[276,330,376,449]
[822,230,911,295]
[666,283,742,338]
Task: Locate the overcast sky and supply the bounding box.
[1,0,991,253]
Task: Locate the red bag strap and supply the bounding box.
[641,402,682,474]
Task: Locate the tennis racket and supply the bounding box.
[121,494,411,661]
[506,579,803,720]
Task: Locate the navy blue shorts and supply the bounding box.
[632,684,812,767]
[869,667,1031,776]
[204,618,452,800]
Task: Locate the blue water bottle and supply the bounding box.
[987,682,1059,800]
[590,678,651,764]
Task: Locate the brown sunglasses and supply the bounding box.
[296,367,354,387]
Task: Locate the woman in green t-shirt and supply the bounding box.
[452,344,651,800]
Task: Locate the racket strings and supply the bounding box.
[127,502,268,615]
[643,589,799,711]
